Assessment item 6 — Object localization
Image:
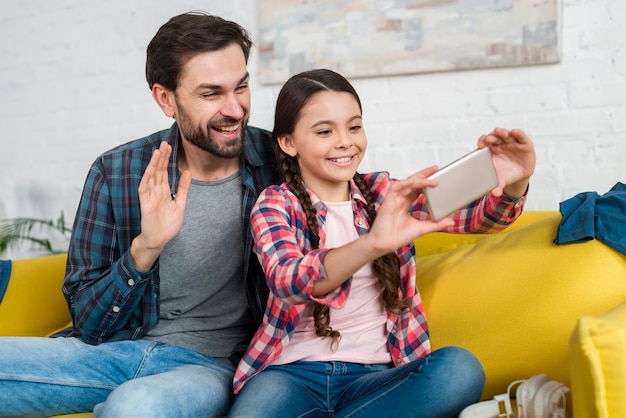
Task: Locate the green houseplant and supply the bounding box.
[0,212,72,255]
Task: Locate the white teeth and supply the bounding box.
[330,157,351,163]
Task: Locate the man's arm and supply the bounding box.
[63,162,156,345]
[63,141,191,344]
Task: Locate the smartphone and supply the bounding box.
[424,147,498,221]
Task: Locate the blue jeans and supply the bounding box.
[229,346,484,418]
[0,336,235,417]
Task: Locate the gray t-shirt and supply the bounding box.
[145,172,253,361]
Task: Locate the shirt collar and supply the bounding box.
[302,177,369,213]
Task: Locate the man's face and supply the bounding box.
[173,43,250,159]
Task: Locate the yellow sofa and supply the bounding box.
[1,211,625,417]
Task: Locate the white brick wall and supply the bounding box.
[1,0,624,258]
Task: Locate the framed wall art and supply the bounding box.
[257,0,561,84]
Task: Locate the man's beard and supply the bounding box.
[176,104,247,159]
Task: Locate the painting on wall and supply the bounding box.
[257,0,561,84]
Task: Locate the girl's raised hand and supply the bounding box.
[478,127,536,198]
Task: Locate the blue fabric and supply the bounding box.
[229,346,484,418]
[0,259,11,304]
[0,336,235,417]
[554,182,626,254]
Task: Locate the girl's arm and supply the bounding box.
[410,128,535,234]
[314,168,454,296]
[251,186,338,304]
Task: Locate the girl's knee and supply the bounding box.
[437,346,485,397]
[438,346,484,375]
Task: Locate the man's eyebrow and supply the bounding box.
[196,73,250,91]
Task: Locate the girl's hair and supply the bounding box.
[273,69,409,350]
[146,11,253,91]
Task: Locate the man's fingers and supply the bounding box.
[138,166,153,194]
[174,170,192,204]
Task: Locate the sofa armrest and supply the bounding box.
[0,253,71,337]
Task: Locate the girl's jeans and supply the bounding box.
[0,336,235,418]
[229,346,485,418]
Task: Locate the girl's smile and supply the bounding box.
[327,154,357,166]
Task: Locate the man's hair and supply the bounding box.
[146,11,253,91]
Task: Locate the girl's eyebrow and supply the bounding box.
[310,114,362,128]
[311,120,334,128]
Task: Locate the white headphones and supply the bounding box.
[511,374,570,418]
[459,374,570,418]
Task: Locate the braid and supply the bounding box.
[270,69,375,353]
[353,173,410,314]
[280,153,320,247]
[279,152,341,350]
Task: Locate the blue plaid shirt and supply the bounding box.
[60,122,280,345]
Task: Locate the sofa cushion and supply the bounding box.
[0,253,71,337]
[414,213,626,400]
[569,300,626,418]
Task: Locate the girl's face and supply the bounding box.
[278,91,366,202]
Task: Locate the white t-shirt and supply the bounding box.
[273,200,392,365]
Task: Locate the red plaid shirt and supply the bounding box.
[233,171,525,393]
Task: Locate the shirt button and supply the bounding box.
[358,220,365,226]
[128,279,135,286]
[112,306,120,313]
[390,328,397,335]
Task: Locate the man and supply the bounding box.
[0,11,280,417]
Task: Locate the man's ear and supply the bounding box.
[151,83,176,118]
[277,134,298,157]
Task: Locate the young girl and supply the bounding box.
[230,69,535,417]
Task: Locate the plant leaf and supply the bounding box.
[0,213,72,254]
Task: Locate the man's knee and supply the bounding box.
[94,369,233,418]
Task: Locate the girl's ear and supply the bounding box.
[152,83,176,118]
[277,134,298,157]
